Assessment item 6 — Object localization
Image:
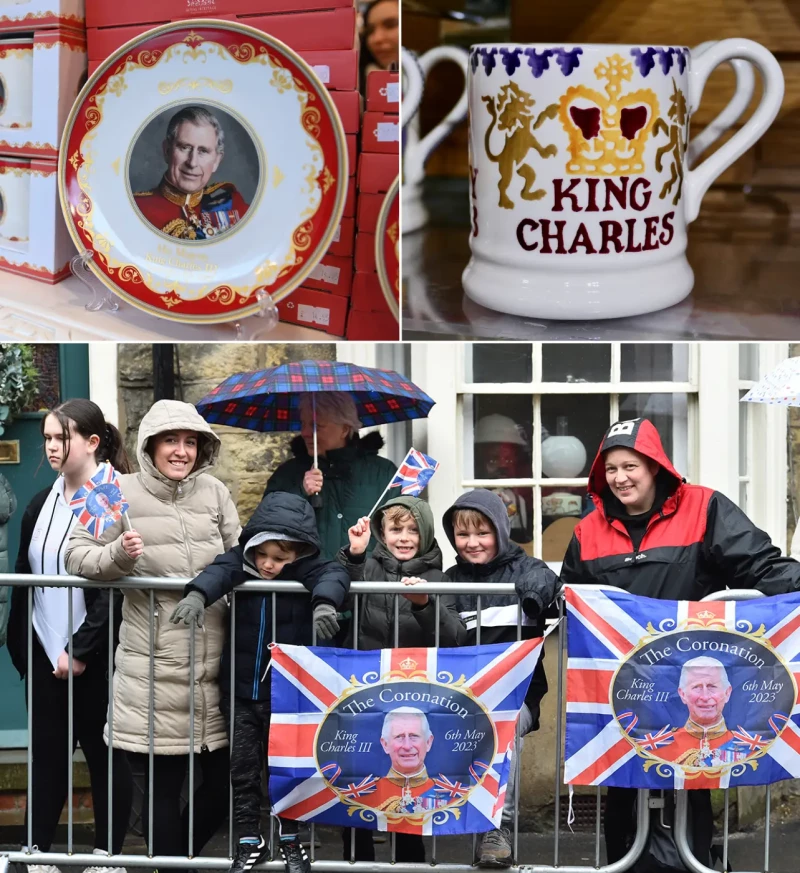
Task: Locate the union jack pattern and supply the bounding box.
[388,448,440,497]
[69,463,129,539]
[565,586,800,790]
[268,640,544,835]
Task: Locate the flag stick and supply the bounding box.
[312,393,319,470]
[366,473,398,520]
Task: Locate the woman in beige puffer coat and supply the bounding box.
[66,399,241,860]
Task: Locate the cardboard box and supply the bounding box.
[327,216,355,258]
[303,253,352,297]
[354,230,375,273]
[345,308,398,341]
[357,152,397,194]
[345,133,356,177]
[278,285,348,335]
[87,7,357,61]
[342,175,355,217]
[302,48,358,91]
[355,191,382,234]
[0,29,87,159]
[0,157,73,283]
[351,270,391,315]
[87,0,352,28]
[361,111,399,154]
[330,90,360,134]
[0,0,84,33]
[366,70,399,113]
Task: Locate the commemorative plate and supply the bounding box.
[374,176,399,321]
[59,20,347,323]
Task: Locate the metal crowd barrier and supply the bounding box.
[0,575,774,872]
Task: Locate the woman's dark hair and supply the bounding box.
[359,0,398,88]
[43,399,133,474]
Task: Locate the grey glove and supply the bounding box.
[313,602,340,641]
[170,590,207,628]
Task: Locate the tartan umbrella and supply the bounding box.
[195,360,436,439]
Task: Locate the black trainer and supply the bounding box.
[229,836,270,873]
[279,838,311,873]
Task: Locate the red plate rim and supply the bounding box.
[374,175,399,323]
[57,18,348,324]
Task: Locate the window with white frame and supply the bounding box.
[738,344,759,516]
[443,343,697,562]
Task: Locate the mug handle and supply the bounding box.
[404,47,469,186]
[401,47,425,127]
[685,38,784,223]
[686,41,755,169]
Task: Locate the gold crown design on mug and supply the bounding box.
[558,55,659,176]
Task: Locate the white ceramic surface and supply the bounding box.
[401,45,468,235]
[0,160,30,243]
[463,39,784,320]
[0,38,33,129]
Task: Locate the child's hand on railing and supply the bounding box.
[53,652,86,679]
[121,530,144,559]
[348,517,371,556]
[169,591,207,628]
[401,576,429,606]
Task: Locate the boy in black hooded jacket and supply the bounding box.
[171,491,350,873]
[442,489,558,868]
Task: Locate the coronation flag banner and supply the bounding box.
[565,586,800,790]
[268,639,543,835]
[69,462,129,538]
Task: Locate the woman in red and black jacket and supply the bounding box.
[561,417,800,869]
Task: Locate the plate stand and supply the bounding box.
[69,249,280,338]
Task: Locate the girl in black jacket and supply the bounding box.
[7,399,133,872]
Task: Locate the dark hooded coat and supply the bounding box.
[264,431,398,560]
[186,491,350,701]
[336,495,467,650]
[560,418,800,599]
[442,489,559,724]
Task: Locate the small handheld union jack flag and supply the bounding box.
[69,463,129,539]
[388,448,440,497]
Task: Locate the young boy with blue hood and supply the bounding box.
[442,489,558,869]
[170,491,350,873]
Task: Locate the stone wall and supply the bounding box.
[118,343,336,522]
[790,343,800,552]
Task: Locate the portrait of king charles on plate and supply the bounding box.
[358,707,449,814]
[132,105,252,241]
[652,656,753,768]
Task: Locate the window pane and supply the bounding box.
[540,396,609,479]
[739,480,748,514]
[541,343,611,382]
[739,344,760,381]
[617,393,689,475]
[620,344,689,382]
[542,487,584,561]
[480,485,534,547]
[469,395,533,479]
[469,343,532,383]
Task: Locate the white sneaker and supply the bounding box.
[22,846,61,873]
[82,848,126,873]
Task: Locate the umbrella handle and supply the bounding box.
[309,492,323,509]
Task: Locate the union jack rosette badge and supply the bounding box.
[565,586,800,790]
[268,640,544,834]
[69,463,129,539]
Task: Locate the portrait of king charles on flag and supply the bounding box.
[132,105,253,241]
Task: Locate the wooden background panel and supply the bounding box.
[510,0,800,53]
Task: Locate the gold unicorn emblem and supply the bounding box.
[653,78,689,205]
[482,81,559,209]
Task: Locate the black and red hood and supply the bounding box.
[587,418,683,496]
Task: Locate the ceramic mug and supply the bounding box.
[402,46,469,234]
[0,37,33,129]
[0,157,31,243]
[463,39,784,320]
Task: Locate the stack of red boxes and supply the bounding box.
[0,1,87,283]
[347,67,399,340]
[85,0,400,338]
